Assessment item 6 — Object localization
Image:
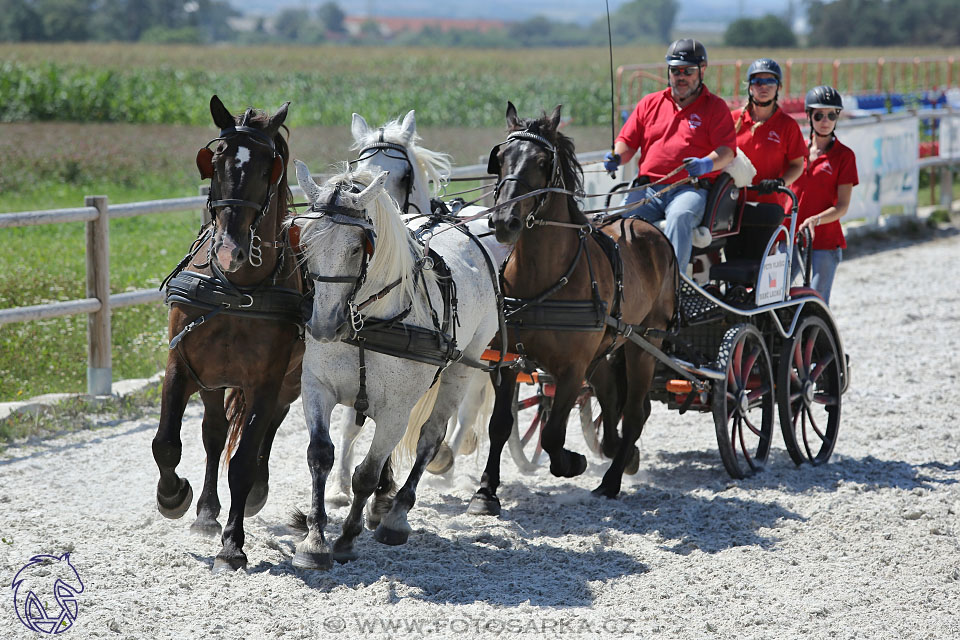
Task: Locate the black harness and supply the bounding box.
[353,128,419,215]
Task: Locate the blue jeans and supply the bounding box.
[792,247,842,305]
[623,184,706,269]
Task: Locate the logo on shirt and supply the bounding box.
[767,130,781,144]
[820,161,834,175]
[688,114,702,130]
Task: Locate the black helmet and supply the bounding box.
[805,85,843,110]
[747,58,781,83]
[665,39,707,67]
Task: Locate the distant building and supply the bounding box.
[342,16,507,38]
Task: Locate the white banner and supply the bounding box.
[938,112,960,161]
[836,114,920,224]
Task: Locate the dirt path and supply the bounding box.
[2,229,959,639]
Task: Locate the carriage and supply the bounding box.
[503,172,849,480]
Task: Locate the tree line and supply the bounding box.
[1,0,957,48]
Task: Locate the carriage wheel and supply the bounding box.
[777,315,842,466]
[712,324,775,479]
[577,386,604,456]
[507,382,550,474]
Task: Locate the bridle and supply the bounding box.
[197,108,284,268]
[488,130,563,229]
[353,127,419,214]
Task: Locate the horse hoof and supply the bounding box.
[244,483,269,517]
[212,554,247,573]
[591,485,620,500]
[326,492,351,508]
[625,446,641,475]
[332,549,358,564]
[458,430,478,456]
[426,443,454,475]
[373,524,410,546]
[550,451,587,478]
[292,550,333,571]
[189,518,222,538]
[157,480,193,520]
[466,491,501,517]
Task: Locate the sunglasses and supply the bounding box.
[750,77,779,86]
[668,67,698,77]
[812,112,839,122]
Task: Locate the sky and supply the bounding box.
[234,0,789,27]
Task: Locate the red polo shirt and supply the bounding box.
[793,138,858,250]
[617,84,736,184]
[732,106,806,209]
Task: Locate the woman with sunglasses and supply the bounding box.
[731,58,805,210]
[792,85,859,304]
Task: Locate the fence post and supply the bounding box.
[940,166,954,210]
[85,195,111,395]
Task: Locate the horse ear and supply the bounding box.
[506,101,520,128]
[210,95,235,130]
[356,171,388,209]
[265,101,290,136]
[270,155,284,184]
[399,110,417,141]
[196,147,214,180]
[351,113,371,142]
[294,159,323,205]
[548,104,562,131]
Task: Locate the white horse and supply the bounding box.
[291,162,500,569]
[324,110,508,506]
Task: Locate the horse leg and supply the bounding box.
[247,364,300,516]
[467,369,516,516]
[374,408,450,545]
[329,408,364,507]
[152,358,198,519]
[292,379,337,570]
[589,352,640,474]
[213,387,280,572]
[541,374,588,478]
[365,456,396,529]
[333,414,408,562]
[593,347,656,498]
[190,389,227,537]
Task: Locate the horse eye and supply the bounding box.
[351,246,362,256]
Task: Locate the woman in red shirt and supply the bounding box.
[792,85,859,304]
[731,58,806,209]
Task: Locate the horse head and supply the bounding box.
[488,101,565,244]
[12,553,85,634]
[294,160,388,342]
[200,95,289,273]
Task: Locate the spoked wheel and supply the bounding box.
[777,315,842,466]
[507,381,551,474]
[712,323,775,479]
[577,386,604,456]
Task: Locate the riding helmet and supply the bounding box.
[805,85,843,110]
[747,58,782,83]
[665,39,707,67]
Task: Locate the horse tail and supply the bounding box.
[222,389,246,472]
[459,376,494,454]
[390,375,442,471]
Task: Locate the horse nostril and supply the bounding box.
[506,217,522,233]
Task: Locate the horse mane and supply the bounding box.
[237,109,292,230]
[351,117,452,197]
[296,165,437,326]
[508,113,586,223]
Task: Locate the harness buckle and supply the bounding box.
[350,304,364,335]
[249,228,263,267]
[525,214,537,229]
[240,294,254,308]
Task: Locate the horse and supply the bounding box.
[289,162,500,569]
[468,102,677,515]
[318,109,499,507]
[152,96,305,572]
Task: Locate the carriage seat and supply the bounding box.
[709,201,785,284]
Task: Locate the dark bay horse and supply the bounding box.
[152,96,304,571]
[469,102,677,514]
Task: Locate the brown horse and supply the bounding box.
[152,96,304,572]
[469,102,677,514]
